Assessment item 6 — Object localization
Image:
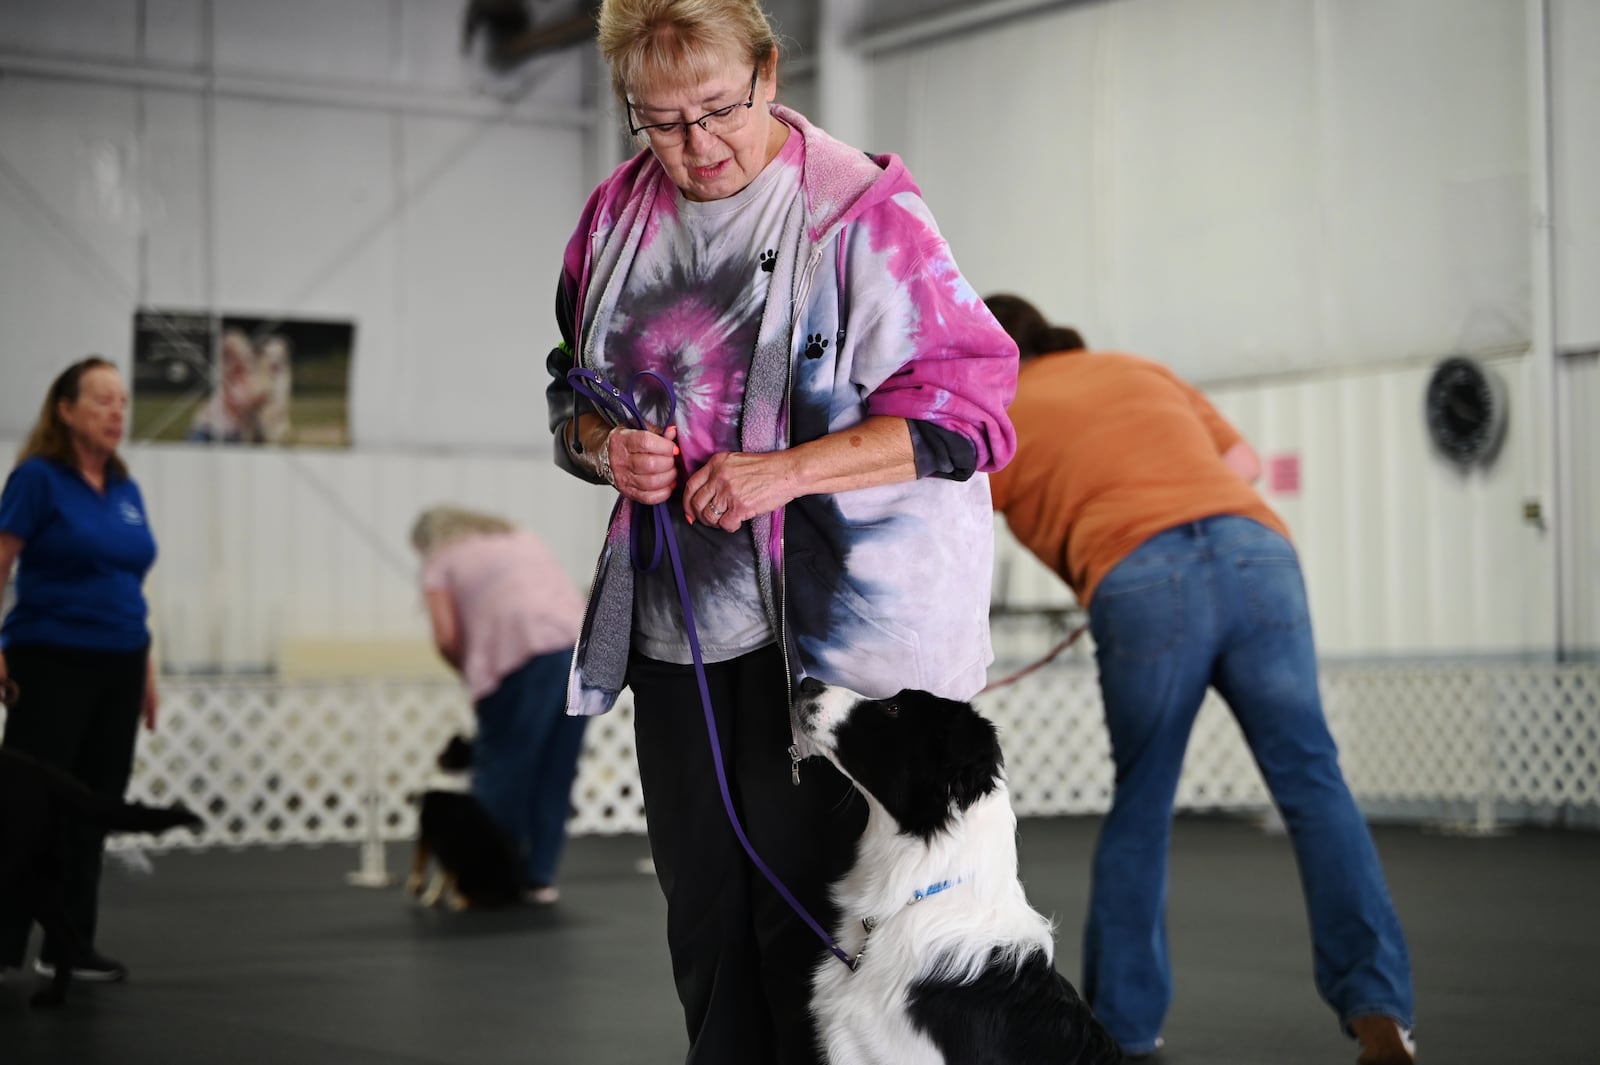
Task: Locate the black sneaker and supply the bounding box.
[33,953,129,982]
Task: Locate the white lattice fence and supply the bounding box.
[112,678,653,850]
[567,692,644,836]
[1489,667,1598,808]
[128,679,474,849]
[1324,668,1492,809]
[983,661,1600,826]
[979,667,1112,815]
[977,669,1272,817]
[2,661,1594,852]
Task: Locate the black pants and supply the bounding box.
[629,646,866,1065]
[0,643,148,967]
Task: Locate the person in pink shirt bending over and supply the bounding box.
[410,505,588,904]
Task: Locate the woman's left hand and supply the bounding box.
[682,418,920,530]
[683,451,799,532]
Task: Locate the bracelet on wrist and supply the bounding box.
[595,427,617,486]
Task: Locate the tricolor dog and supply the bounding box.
[407,734,523,911]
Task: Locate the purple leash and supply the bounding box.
[567,367,857,971]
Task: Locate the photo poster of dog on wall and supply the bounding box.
[131,308,355,448]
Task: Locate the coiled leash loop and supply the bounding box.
[567,367,675,572]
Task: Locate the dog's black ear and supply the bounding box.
[438,735,475,771]
[942,704,1002,812]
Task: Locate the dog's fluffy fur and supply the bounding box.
[0,747,202,1008]
[793,681,1122,1065]
[406,735,523,911]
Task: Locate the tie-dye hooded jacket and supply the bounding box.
[546,105,1018,717]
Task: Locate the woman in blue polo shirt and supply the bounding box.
[0,356,159,985]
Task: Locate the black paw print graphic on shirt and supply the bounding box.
[804,333,830,360]
[759,250,776,273]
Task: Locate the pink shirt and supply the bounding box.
[422,530,585,700]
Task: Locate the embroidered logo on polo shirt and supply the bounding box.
[119,501,145,525]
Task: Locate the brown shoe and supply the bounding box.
[1351,1014,1416,1065]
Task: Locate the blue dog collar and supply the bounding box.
[911,877,963,903]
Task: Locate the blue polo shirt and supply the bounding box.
[0,456,157,652]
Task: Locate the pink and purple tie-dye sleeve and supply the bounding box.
[849,195,1019,472]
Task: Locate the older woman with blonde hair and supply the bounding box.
[409,505,514,554]
[0,356,160,985]
[544,1,1019,1060]
[410,505,587,904]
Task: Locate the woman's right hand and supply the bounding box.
[607,425,679,505]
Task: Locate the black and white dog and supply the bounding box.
[793,678,1122,1065]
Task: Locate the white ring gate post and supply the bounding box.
[346,679,394,887]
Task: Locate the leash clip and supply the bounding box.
[848,916,877,972]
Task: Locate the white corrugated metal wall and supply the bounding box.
[991,349,1564,660]
[1563,351,1600,652]
[0,437,612,674]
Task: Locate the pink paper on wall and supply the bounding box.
[1268,453,1301,496]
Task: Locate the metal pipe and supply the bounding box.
[855,0,1099,58]
[0,48,595,129]
[1527,0,1566,658]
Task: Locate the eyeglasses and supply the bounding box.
[628,68,759,147]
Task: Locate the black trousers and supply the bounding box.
[0,643,148,966]
[629,646,866,1065]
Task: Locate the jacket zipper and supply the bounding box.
[564,228,608,711]
[782,244,827,785]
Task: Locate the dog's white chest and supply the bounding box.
[813,947,945,1065]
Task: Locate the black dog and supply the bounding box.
[407,735,523,911]
[0,746,203,1008]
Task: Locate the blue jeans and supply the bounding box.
[1081,516,1413,1054]
[473,648,587,887]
